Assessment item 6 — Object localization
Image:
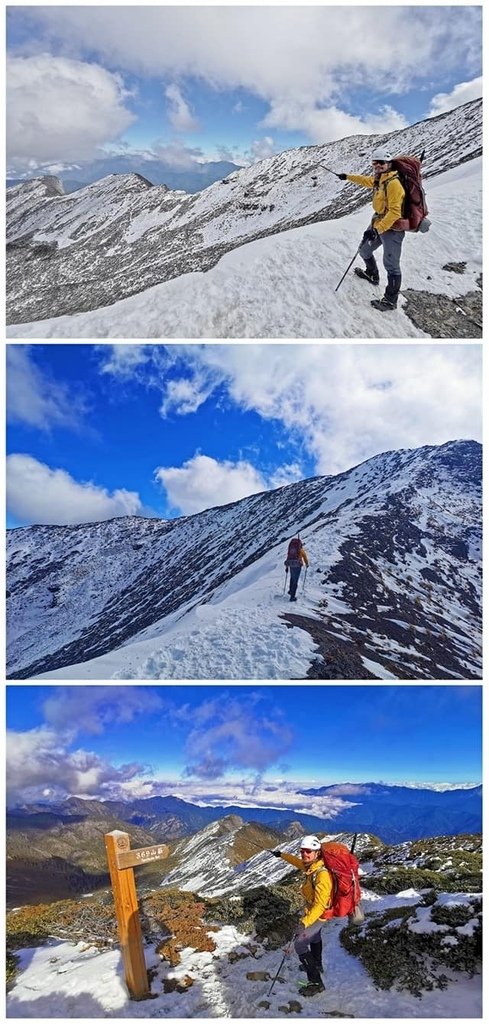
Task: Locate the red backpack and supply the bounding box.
[287,537,302,559]
[389,155,429,232]
[316,841,362,919]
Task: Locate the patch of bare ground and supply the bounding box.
[402,282,482,338]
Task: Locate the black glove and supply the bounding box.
[337,173,347,180]
[362,226,378,242]
[270,850,282,858]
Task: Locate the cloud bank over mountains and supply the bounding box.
[7,686,481,807]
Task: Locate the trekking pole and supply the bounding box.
[334,243,362,292]
[350,832,358,854]
[302,566,308,593]
[267,934,295,997]
[283,568,288,593]
[319,164,342,177]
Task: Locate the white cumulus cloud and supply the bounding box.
[165,83,200,132]
[6,727,148,805]
[7,54,135,170]
[7,454,143,525]
[263,101,408,144]
[428,75,483,117]
[8,6,481,149]
[155,453,267,516]
[160,345,481,477]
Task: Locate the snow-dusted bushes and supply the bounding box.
[366,863,481,894]
[341,892,481,997]
[204,883,299,949]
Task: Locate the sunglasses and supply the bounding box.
[372,160,387,166]
[300,848,317,854]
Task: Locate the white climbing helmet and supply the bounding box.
[372,148,393,162]
[300,834,321,850]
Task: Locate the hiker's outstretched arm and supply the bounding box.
[279,852,305,870]
[346,173,375,188]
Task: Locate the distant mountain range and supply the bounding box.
[6,98,481,325]
[7,439,482,680]
[7,157,242,195]
[7,782,482,905]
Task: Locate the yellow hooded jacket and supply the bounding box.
[346,170,405,233]
[279,852,333,928]
[299,545,309,567]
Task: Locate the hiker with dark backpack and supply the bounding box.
[337,147,428,311]
[271,834,363,997]
[284,535,309,602]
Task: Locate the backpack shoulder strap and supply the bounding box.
[383,172,401,192]
[310,865,331,887]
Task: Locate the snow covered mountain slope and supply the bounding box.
[159,822,376,898]
[6,99,482,338]
[7,440,481,681]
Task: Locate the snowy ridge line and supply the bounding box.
[7,439,481,680]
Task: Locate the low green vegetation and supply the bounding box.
[6,951,20,989]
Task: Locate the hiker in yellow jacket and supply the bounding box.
[338,147,405,311]
[270,834,331,996]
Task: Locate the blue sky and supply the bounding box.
[6,6,482,176]
[6,344,481,527]
[6,684,482,807]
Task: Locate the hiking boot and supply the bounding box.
[290,596,297,602]
[300,981,325,997]
[371,271,401,310]
[370,297,397,311]
[354,266,379,286]
[355,255,379,285]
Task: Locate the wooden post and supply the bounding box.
[104,830,150,1000]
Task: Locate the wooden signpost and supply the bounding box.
[104,830,169,1000]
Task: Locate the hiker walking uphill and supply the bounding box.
[338,147,406,311]
[284,536,309,602]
